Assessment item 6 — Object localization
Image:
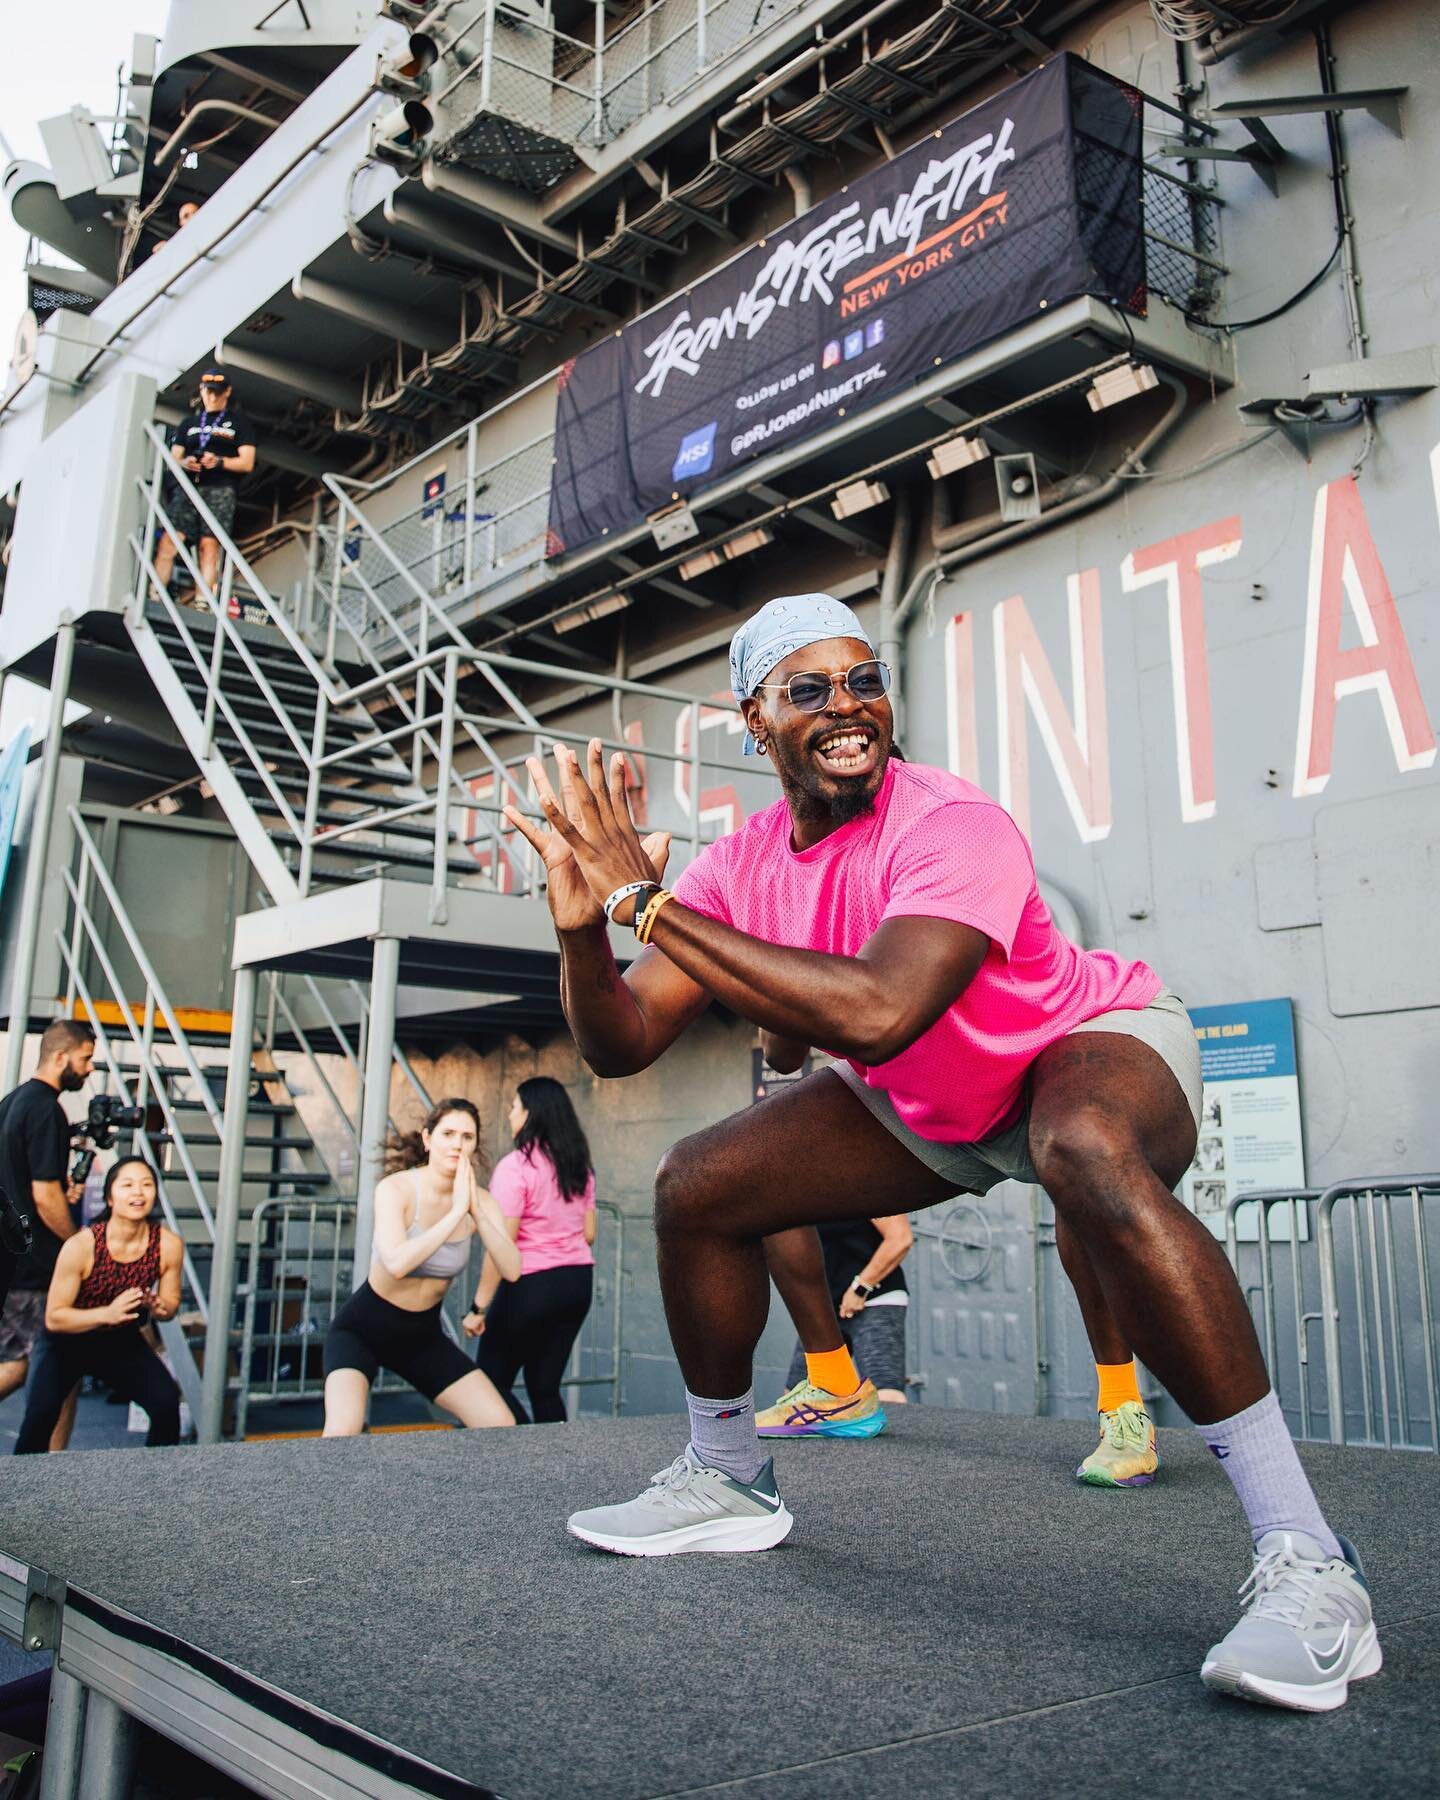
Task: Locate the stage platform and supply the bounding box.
[0,1408,1434,1798]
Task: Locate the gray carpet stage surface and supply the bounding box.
[1,1409,1435,1798]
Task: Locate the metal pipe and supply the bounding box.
[1413,1186,1440,1451]
[153,98,278,167]
[876,488,915,739]
[431,651,458,923]
[200,963,258,1444]
[2,619,76,1091]
[354,936,400,1287]
[1316,1189,1346,1445]
[77,1691,140,1799]
[39,1669,87,1800]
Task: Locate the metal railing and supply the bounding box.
[52,808,228,1418]
[235,1194,626,1431]
[132,425,767,919]
[1226,1177,1440,1452]
[428,0,797,172]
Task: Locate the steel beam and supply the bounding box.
[2,619,75,1090]
[213,339,366,416]
[199,964,258,1445]
[354,934,400,1288]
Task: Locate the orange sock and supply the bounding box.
[806,1346,861,1398]
[1096,1359,1143,1414]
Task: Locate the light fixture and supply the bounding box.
[553,591,632,634]
[1086,362,1159,412]
[831,478,890,520]
[926,435,991,479]
[722,527,775,560]
[678,548,724,580]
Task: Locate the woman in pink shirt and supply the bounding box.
[469,1078,596,1423]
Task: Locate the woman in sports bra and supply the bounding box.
[322,1097,521,1435]
[15,1156,183,1453]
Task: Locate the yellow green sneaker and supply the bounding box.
[1076,1399,1159,1487]
[755,1377,888,1438]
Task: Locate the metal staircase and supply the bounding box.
[57,809,348,1429]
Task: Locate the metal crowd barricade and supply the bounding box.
[1316,1177,1440,1451]
[1225,1177,1440,1452]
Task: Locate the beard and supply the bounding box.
[772,733,889,831]
[59,1067,87,1092]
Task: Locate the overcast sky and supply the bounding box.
[0,3,168,744]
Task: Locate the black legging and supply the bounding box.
[475,1264,593,1424]
[15,1327,181,1454]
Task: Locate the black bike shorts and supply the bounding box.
[323,1282,474,1402]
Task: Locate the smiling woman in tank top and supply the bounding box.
[322,1098,521,1434]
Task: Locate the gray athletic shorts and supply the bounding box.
[833,989,1202,1196]
[786,1302,907,1394]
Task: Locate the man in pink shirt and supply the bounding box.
[505,594,1379,1714]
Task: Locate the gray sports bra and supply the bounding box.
[374,1172,472,1281]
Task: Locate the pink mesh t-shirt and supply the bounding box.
[672,759,1160,1145]
[489,1148,596,1276]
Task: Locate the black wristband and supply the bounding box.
[631,884,663,935]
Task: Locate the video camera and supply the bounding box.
[69,1093,149,1188]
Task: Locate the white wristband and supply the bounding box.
[602,880,651,923]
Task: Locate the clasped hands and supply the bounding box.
[504,740,671,931]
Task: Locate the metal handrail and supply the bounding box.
[53,938,210,1323]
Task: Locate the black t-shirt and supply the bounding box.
[815,1218,907,1308]
[167,407,256,488]
[0,1080,72,1289]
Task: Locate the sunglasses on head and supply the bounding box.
[752,658,892,713]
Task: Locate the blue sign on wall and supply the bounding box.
[1181,997,1306,1242]
[0,725,32,908]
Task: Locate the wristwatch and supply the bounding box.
[849,1278,879,1300]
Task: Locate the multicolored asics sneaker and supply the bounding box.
[1075,1400,1159,1487]
[1202,1530,1381,1711]
[755,1377,887,1438]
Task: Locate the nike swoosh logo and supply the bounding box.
[751,1489,783,1509]
[1307,1624,1349,1674]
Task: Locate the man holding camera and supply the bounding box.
[152,369,257,604]
[0,1021,95,1450]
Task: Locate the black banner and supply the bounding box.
[546,54,1143,559]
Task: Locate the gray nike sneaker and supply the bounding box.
[567,1447,794,1556]
[1201,1529,1382,1712]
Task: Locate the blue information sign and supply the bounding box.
[1181,998,1306,1242]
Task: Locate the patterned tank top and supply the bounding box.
[75,1217,163,1312]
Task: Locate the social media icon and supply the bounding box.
[865,318,885,347]
[843,330,865,360]
[672,421,718,483]
[822,339,841,369]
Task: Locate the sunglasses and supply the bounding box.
[752,658,892,713]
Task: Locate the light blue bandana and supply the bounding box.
[729,593,874,755]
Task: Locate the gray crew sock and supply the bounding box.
[1195,1389,1342,1559]
[685,1387,763,1484]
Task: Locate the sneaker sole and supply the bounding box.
[1075,1463,1159,1487]
[1201,1623,1383,1712]
[566,1505,795,1557]
[757,1413,888,1439]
